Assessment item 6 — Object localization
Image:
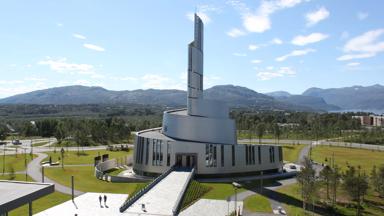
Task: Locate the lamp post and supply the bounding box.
[232,182,241,215]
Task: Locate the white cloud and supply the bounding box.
[271,38,283,45]
[305,7,330,26]
[38,57,93,72]
[243,14,271,33]
[248,44,259,51]
[73,33,86,40]
[227,28,246,37]
[141,74,170,89]
[74,80,92,86]
[233,52,247,57]
[291,33,329,46]
[257,66,296,81]
[251,59,262,64]
[337,29,384,61]
[346,62,360,67]
[275,48,315,61]
[37,57,104,79]
[343,29,384,53]
[83,43,105,52]
[228,0,305,34]
[337,53,375,61]
[357,12,368,20]
[56,23,63,27]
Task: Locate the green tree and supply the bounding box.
[54,121,67,143]
[273,123,281,144]
[330,165,341,207]
[319,165,332,200]
[0,125,7,141]
[256,123,265,144]
[297,157,317,212]
[343,166,369,216]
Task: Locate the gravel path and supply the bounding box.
[27,152,84,196]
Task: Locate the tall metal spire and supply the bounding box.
[187,14,204,116]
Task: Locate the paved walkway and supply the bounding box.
[35,192,128,216]
[180,199,243,216]
[123,170,192,215]
[27,152,84,196]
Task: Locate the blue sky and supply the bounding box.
[1,0,384,98]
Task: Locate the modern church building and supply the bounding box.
[133,14,283,178]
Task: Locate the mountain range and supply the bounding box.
[0,84,383,113]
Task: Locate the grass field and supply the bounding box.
[32,141,49,147]
[181,180,211,209]
[0,174,71,216]
[277,181,384,216]
[243,193,272,213]
[201,183,246,200]
[0,153,34,172]
[44,166,146,195]
[311,145,384,172]
[44,149,132,165]
[282,144,305,162]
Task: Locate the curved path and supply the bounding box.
[232,142,313,215]
[27,152,84,196]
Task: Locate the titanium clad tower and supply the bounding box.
[132,13,283,178]
[187,14,204,116]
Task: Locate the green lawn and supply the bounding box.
[44,166,146,195]
[201,183,246,200]
[282,144,305,162]
[181,180,211,209]
[0,153,34,172]
[243,193,272,213]
[311,145,384,172]
[0,174,71,215]
[32,141,49,147]
[44,149,132,165]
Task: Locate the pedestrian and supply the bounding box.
[99,195,102,207]
[104,194,107,207]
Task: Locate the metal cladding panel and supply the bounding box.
[162,112,236,144]
[188,98,228,118]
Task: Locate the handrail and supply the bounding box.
[172,167,195,216]
[119,166,175,213]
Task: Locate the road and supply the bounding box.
[27,152,84,196]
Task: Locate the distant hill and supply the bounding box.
[265,91,292,98]
[266,91,340,111]
[2,84,383,112]
[0,85,319,112]
[303,84,384,112]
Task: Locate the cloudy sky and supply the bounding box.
[1,0,383,98]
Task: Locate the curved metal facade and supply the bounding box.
[132,14,283,177]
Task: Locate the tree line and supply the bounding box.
[298,157,384,215]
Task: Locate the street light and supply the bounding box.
[232,182,241,215]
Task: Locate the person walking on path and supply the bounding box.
[99,195,103,208]
[104,194,108,208]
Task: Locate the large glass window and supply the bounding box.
[258,146,261,164]
[278,146,283,162]
[205,144,217,167]
[145,139,149,165]
[245,145,248,165]
[166,142,171,166]
[231,145,235,166]
[221,145,224,167]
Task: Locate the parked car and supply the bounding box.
[12,140,21,145]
